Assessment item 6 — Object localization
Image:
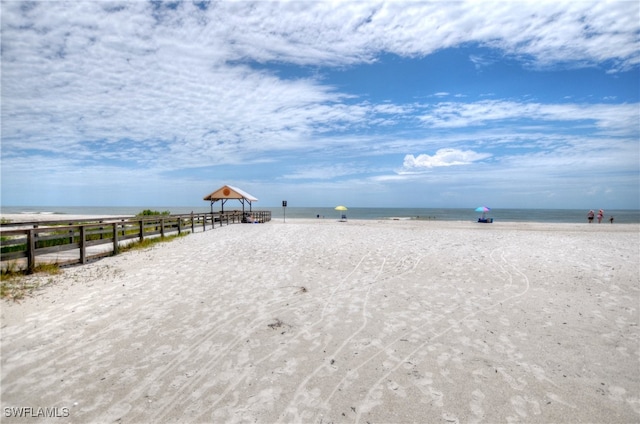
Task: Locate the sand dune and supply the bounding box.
[2,219,638,423]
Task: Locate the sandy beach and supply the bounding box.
[1,219,638,423]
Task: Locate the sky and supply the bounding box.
[1,1,639,209]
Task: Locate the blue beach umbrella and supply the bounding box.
[475,206,490,218]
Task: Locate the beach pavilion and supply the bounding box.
[203,185,258,214]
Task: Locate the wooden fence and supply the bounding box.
[0,210,271,272]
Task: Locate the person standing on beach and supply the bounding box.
[597,209,604,223]
[587,210,595,223]
[609,216,614,224]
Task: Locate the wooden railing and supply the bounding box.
[0,210,271,272]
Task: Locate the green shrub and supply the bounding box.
[136,209,171,216]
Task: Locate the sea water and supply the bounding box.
[2,206,639,224]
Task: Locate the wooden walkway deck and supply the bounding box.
[1,211,272,272]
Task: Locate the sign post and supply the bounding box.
[282,200,287,222]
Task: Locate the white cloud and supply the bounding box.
[469,54,495,69]
[1,1,638,208]
[2,1,637,163]
[281,163,368,180]
[402,148,492,171]
[419,101,640,136]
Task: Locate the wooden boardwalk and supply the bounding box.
[0,211,271,272]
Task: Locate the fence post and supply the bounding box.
[191,215,195,233]
[177,217,182,235]
[161,218,165,238]
[80,226,87,264]
[27,229,36,274]
[112,222,119,255]
[139,220,145,242]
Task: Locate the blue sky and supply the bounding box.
[1,1,639,209]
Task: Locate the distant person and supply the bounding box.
[587,210,594,223]
[609,216,614,224]
[597,209,604,223]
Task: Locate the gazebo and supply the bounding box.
[203,185,258,214]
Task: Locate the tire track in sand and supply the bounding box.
[277,255,388,423]
[94,226,354,421]
[148,253,371,422]
[354,247,531,423]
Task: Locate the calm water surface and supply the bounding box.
[2,206,639,224]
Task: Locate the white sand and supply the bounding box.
[1,219,639,423]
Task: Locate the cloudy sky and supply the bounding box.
[2,1,639,209]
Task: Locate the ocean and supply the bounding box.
[1,206,639,224]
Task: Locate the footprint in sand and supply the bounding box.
[510,394,542,418]
[103,403,132,422]
[510,395,528,418]
[386,380,407,398]
[442,411,459,423]
[437,351,450,367]
[471,367,489,383]
[499,315,511,326]
[546,392,576,409]
[429,387,444,407]
[469,389,485,420]
[497,367,527,390]
[608,385,627,402]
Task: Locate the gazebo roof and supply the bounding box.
[203,185,258,202]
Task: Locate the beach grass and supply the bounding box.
[117,231,189,253]
[1,262,60,300]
